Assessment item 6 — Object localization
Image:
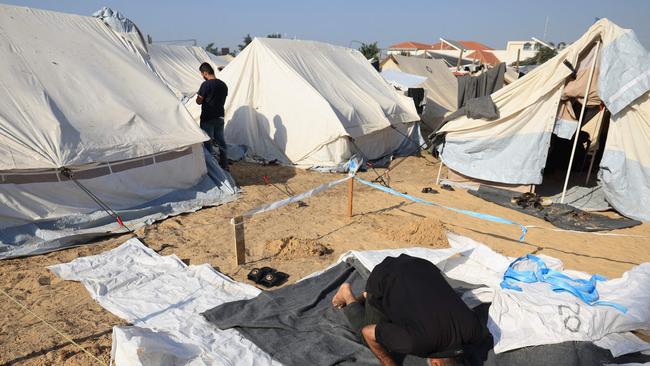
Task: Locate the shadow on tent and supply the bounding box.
[225,106,297,186]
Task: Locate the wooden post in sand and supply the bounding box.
[347,178,354,218]
[231,216,246,266]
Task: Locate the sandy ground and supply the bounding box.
[2,154,650,365]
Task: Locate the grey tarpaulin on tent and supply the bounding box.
[457,63,506,108]
[202,261,650,366]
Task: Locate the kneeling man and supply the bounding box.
[333,254,484,366]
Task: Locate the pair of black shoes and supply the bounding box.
[247,267,288,288]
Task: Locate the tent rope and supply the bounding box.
[368,125,435,184]
[347,138,391,187]
[59,167,135,235]
[0,287,108,365]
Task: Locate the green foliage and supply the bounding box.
[204,42,219,55]
[239,34,253,51]
[358,42,380,59]
[267,33,282,39]
[519,46,558,66]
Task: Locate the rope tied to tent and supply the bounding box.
[347,137,391,187]
[0,287,108,365]
[59,167,135,234]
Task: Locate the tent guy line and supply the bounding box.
[0,287,108,366]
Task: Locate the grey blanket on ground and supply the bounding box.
[457,63,506,108]
[203,262,650,366]
[203,262,427,365]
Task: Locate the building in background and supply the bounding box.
[386,41,434,56]
[387,37,567,66]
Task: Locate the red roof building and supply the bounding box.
[387,41,433,50]
[430,40,494,51]
[466,50,501,66]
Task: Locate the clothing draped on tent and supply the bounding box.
[457,63,506,108]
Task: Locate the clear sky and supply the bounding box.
[4,0,650,51]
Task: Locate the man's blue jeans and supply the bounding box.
[200,117,228,169]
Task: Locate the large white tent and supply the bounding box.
[0,4,237,258]
[218,38,422,168]
[435,19,650,221]
[93,7,231,123]
[381,55,458,131]
[146,44,229,121]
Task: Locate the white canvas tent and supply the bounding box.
[435,19,650,221]
[381,55,458,131]
[146,44,230,121]
[0,4,237,258]
[147,44,224,99]
[218,38,422,168]
[93,7,232,122]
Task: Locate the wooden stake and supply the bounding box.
[347,178,354,218]
[231,216,246,266]
[436,160,444,185]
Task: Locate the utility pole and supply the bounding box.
[543,16,550,41]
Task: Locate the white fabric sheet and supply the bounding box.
[49,239,278,366]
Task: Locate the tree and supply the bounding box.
[205,42,219,55]
[358,42,380,60]
[519,46,557,66]
[267,33,282,39]
[239,34,253,51]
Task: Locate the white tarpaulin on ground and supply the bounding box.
[49,239,277,366]
[52,234,650,365]
[344,233,650,357]
[219,38,421,168]
[0,4,236,258]
[436,19,650,221]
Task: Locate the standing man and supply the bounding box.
[196,62,229,170]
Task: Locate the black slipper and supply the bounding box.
[259,270,289,288]
[247,267,274,283]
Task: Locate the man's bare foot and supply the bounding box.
[332,283,355,309]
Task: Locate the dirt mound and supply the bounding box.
[385,217,449,248]
[265,236,333,259]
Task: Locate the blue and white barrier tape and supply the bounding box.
[354,177,528,241]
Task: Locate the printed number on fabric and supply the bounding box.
[558,303,581,332]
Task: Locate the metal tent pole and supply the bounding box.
[560,40,601,203]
